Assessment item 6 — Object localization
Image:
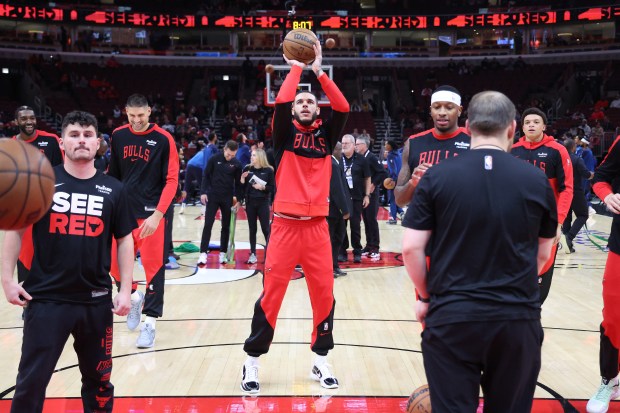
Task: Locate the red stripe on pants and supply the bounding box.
[110,218,166,289]
[602,251,620,349]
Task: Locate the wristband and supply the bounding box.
[418,295,430,303]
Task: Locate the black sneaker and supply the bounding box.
[353,254,361,263]
[337,254,348,263]
[566,237,575,253]
[333,268,347,278]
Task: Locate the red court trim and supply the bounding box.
[0,396,612,412]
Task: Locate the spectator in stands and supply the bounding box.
[112,105,122,119]
[351,128,360,139]
[350,100,362,112]
[236,133,251,169]
[590,107,605,122]
[94,136,110,173]
[243,117,255,127]
[181,132,219,214]
[581,119,592,137]
[413,117,425,133]
[610,95,620,109]
[571,110,585,121]
[161,116,175,134]
[247,99,258,112]
[594,97,609,111]
[591,121,605,144]
[359,129,371,142]
[247,126,257,141]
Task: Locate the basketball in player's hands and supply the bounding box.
[0,138,55,230]
[283,28,318,64]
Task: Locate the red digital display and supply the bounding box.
[0,4,63,21]
[446,11,557,28]
[214,15,287,29]
[0,2,613,30]
[578,7,620,21]
[83,11,195,27]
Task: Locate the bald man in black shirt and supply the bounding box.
[402,91,557,413]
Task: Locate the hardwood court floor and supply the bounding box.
[0,206,617,412]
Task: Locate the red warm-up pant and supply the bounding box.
[244,216,336,357]
[599,252,620,380]
[110,217,168,318]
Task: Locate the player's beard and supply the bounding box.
[293,111,317,126]
[19,123,36,136]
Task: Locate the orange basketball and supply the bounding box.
[406,384,432,413]
[265,64,274,74]
[325,38,336,49]
[0,138,55,230]
[283,28,317,64]
[384,177,396,190]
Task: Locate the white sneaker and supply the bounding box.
[179,203,186,214]
[589,206,597,216]
[247,253,257,264]
[219,252,228,264]
[241,360,260,394]
[197,252,208,265]
[311,363,339,389]
[127,291,145,331]
[369,251,381,260]
[136,323,156,348]
[587,377,620,413]
[559,233,571,255]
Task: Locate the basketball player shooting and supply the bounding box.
[241,40,350,394]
